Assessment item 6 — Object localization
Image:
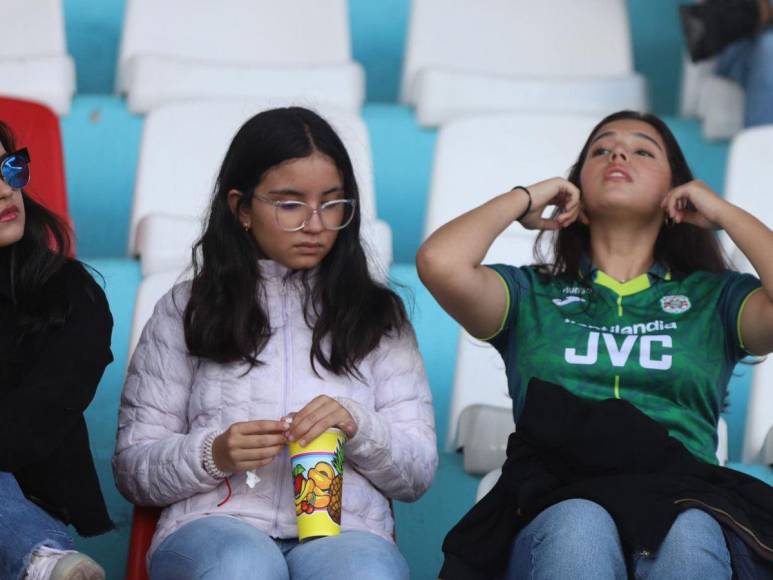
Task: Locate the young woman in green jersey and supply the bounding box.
[418,110,773,579]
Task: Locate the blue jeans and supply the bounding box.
[505,499,731,580]
[0,471,75,580]
[149,516,410,580]
[716,14,773,127]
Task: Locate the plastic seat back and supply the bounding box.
[126,506,162,580]
[128,100,389,278]
[425,113,599,239]
[0,97,72,250]
[427,113,599,452]
[401,0,645,125]
[723,125,773,463]
[0,0,74,113]
[117,0,363,112]
[447,232,535,454]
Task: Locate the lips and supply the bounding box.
[604,165,632,182]
[294,242,324,253]
[0,206,19,222]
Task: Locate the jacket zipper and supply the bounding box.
[270,282,292,537]
[674,497,773,561]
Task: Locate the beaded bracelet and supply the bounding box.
[512,186,532,222]
[202,431,230,480]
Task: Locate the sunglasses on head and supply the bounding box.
[0,148,30,189]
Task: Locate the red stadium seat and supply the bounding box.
[0,96,72,250]
[126,506,162,580]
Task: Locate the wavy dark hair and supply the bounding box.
[536,110,728,279]
[183,107,408,378]
[0,120,80,336]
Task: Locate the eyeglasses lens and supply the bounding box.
[1,151,30,189]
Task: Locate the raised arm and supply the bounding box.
[416,178,581,338]
[663,180,773,354]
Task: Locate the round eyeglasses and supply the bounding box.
[0,148,30,189]
[254,195,357,232]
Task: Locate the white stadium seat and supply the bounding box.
[424,113,599,239]
[447,233,532,472]
[401,0,648,127]
[117,0,364,114]
[428,113,599,470]
[680,54,744,141]
[129,100,392,282]
[0,0,75,114]
[721,125,773,465]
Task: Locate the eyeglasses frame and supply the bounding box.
[252,194,357,232]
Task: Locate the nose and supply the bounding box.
[0,180,14,198]
[302,207,325,233]
[610,146,628,162]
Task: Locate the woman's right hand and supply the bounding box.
[517,177,583,231]
[212,420,290,473]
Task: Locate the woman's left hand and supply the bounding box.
[661,180,731,230]
[284,395,358,447]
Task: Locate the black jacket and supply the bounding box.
[440,379,773,579]
[0,248,114,536]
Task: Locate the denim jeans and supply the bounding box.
[716,6,773,128]
[504,499,731,580]
[149,516,410,580]
[0,471,75,580]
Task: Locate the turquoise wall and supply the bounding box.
[64,0,687,113]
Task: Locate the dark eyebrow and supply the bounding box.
[590,130,663,152]
[589,131,614,145]
[633,132,663,151]
[266,186,344,197]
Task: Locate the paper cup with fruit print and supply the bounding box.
[289,427,346,542]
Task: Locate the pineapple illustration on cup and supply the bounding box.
[289,428,346,541]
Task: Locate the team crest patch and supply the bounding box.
[660,295,691,314]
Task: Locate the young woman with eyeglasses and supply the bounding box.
[113,107,437,580]
[419,110,773,579]
[0,121,113,580]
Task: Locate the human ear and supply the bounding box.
[227,189,250,229]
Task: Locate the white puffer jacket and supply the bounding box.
[113,261,437,557]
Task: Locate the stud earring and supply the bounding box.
[242,222,250,231]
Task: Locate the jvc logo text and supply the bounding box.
[565,332,672,370]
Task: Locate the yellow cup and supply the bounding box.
[289,428,346,542]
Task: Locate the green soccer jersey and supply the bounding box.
[486,261,761,464]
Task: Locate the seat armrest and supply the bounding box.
[475,467,503,503]
[456,404,514,475]
[763,426,773,466]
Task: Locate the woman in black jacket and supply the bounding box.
[0,121,113,580]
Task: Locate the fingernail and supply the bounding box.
[286,434,294,441]
[299,439,306,447]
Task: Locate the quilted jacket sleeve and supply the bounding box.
[112,286,221,506]
[337,325,438,502]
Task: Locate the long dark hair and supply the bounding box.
[0,121,79,335]
[536,110,728,279]
[183,107,408,378]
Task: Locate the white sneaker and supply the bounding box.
[25,546,105,580]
